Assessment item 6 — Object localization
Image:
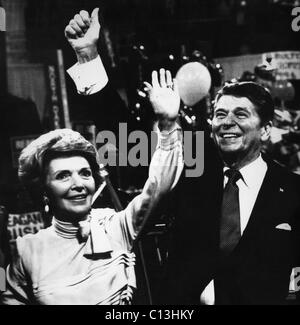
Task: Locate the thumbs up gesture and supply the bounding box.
[64,8,100,63]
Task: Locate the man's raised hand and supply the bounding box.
[64,8,100,63]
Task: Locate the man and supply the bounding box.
[162,81,300,305]
[64,9,300,305]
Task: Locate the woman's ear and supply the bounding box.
[261,121,273,142]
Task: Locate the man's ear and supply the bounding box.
[261,121,273,141]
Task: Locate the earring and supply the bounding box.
[43,195,50,214]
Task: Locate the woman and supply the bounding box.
[1,74,183,304]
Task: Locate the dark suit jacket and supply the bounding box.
[162,149,300,305]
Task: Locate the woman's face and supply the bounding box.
[45,156,96,220]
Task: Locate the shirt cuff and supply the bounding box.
[67,55,109,95]
[158,122,182,151]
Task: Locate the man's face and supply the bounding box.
[212,95,267,168]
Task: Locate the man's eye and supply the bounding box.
[236,113,248,118]
[80,169,92,177]
[215,112,226,118]
[56,172,70,180]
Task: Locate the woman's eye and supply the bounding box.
[56,172,70,180]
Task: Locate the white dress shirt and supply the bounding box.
[200,155,268,305]
[67,55,108,95]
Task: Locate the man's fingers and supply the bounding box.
[69,19,84,35]
[74,14,87,30]
[159,68,167,88]
[64,25,78,39]
[91,8,100,26]
[79,10,91,26]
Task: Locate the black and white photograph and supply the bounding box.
[0,0,300,309]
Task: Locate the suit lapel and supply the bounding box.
[234,161,281,254]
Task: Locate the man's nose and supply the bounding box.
[222,114,236,128]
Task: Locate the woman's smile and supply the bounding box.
[45,156,96,220]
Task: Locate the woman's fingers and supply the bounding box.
[150,69,174,89]
[143,81,153,91]
[159,68,167,88]
[152,71,160,88]
[166,70,173,87]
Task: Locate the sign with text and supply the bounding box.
[45,49,71,130]
[217,51,300,82]
[7,211,44,255]
[262,51,300,80]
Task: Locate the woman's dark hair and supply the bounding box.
[214,81,275,126]
[18,129,102,203]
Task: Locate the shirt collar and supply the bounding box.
[52,212,113,255]
[52,217,80,239]
[224,154,267,188]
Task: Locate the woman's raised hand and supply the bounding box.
[144,68,180,131]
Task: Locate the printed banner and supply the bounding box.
[45,49,71,129]
[7,211,44,253]
[217,51,300,82]
[262,51,300,80]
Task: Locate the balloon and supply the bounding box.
[176,62,212,106]
[271,79,295,102]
